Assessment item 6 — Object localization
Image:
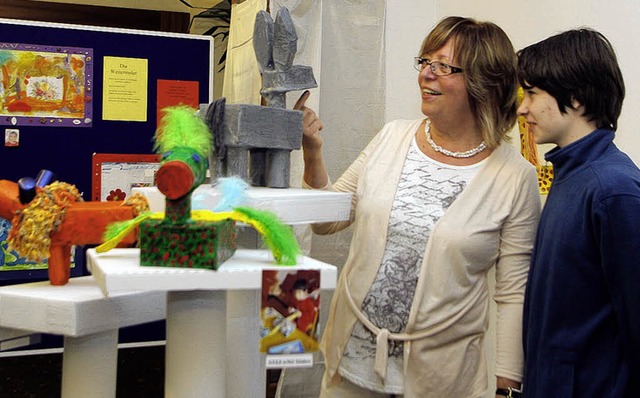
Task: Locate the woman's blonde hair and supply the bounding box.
[419,16,518,148]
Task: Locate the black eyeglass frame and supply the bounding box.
[414,57,464,76]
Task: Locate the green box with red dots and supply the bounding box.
[139,219,237,270]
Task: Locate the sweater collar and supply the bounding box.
[545,129,615,180]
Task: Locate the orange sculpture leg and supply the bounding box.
[48,244,72,286]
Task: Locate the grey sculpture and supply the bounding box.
[203,7,317,188]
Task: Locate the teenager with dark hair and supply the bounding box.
[518,28,640,398]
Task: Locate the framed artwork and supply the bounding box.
[92,153,160,202]
[0,42,93,127]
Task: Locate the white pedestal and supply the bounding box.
[87,248,337,398]
[132,185,352,225]
[227,289,263,396]
[0,276,167,398]
[61,330,118,398]
[166,290,227,397]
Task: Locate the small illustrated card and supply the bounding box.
[261,269,321,369]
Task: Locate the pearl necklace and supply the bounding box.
[423,118,487,158]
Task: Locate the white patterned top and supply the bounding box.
[339,137,487,393]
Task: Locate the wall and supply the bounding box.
[384,1,435,122]
[385,0,640,163]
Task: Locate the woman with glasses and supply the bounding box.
[295,16,540,397]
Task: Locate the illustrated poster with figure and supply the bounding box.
[261,269,321,364]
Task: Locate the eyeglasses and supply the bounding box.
[414,57,464,76]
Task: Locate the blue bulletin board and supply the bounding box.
[0,18,213,283]
[0,17,213,200]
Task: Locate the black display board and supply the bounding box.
[0,17,213,199]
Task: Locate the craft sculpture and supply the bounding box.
[97,106,301,269]
[204,7,317,188]
[517,87,554,194]
[0,174,147,285]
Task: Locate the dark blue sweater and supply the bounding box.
[523,129,640,398]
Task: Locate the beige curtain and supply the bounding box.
[222,0,267,104]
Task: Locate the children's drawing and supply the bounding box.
[260,269,321,354]
[0,42,93,127]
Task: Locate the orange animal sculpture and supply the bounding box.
[0,179,147,285]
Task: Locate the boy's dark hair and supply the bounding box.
[517,28,625,131]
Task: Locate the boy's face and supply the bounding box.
[517,85,585,148]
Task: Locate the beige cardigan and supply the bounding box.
[314,119,541,397]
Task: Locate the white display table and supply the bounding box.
[133,185,352,225]
[87,248,338,398]
[0,276,167,397]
